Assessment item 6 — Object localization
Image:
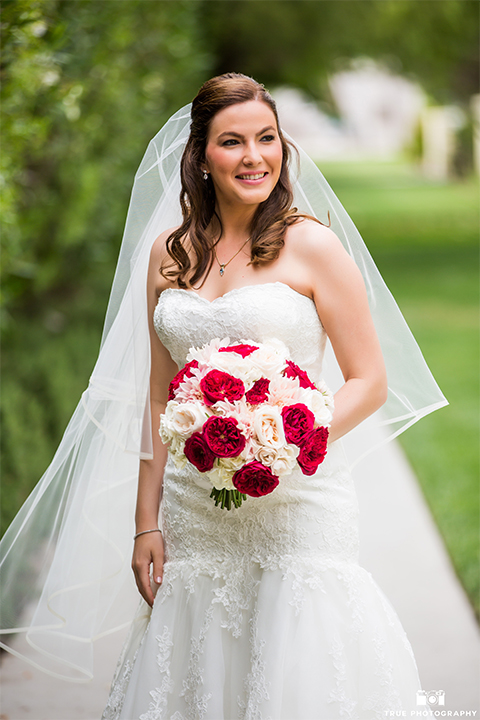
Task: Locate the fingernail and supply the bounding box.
[155,576,162,584]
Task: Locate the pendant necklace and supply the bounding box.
[213,237,250,276]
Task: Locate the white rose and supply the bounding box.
[251,441,278,467]
[251,440,298,477]
[250,340,289,378]
[169,401,208,438]
[298,387,334,426]
[252,405,286,449]
[170,435,187,468]
[205,458,238,490]
[316,380,335,409]
[270,444,299,477]
[159,402,178,443]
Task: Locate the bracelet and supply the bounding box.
[134,528,162,540]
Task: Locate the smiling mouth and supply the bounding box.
[236,172,268,180]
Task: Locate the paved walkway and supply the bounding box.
[1,435,479,719]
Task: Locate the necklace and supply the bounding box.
[213,237,250,276]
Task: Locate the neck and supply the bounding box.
[211,200,258,246]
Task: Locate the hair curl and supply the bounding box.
[161,73,324,288]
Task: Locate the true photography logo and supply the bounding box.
[384,690,478,717]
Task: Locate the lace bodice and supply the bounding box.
[153,282,327,384]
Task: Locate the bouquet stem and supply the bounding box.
[210,488,247,510]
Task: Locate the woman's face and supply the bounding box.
[204,100,283,210]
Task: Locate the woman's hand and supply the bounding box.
[132,531,165,607]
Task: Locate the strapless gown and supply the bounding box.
[102,282,424,720]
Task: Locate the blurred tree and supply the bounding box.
[1,0,211,319]
[0,0,211,533]
[200,0,479,106]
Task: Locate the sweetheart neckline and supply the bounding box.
[156,281,314,307]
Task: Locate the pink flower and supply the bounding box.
[232,461,279,497]
[184,432,216,472]
[281,403,315,446]
[297,427,329,475]
[203,416,246,457]
[200,370,245,406]
[245,378,270,405]
[168,360,199,401]
[219,343,259,358]
[283,360,316,390]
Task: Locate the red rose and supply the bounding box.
[203,416,246,457]
[232,461,279,497]
[245,378,270,405]
[297,427,329,475]
[281,403,315,446]
[168,360,199,401]
[184,432,216,472]
[283,360,316,390]
[200,370,245,406]
[218,343,259,358]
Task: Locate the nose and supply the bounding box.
[243,140,262,166]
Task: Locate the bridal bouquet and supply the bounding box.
[159,338,334,510]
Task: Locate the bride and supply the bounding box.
[101,74,442,719]
[0,73,446,719]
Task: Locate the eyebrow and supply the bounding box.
[217,125,277,140]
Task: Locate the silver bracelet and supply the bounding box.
[134,528,162,540]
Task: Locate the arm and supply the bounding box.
[300,223,388,442]
[132,234,178,607]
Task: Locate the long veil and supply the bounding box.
[0,103,447,682]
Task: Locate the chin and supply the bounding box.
[238,186,275,205]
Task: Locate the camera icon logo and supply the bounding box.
[416,690,446,706]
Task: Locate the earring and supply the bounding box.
[203,170,208,180]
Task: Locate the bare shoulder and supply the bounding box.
[148,225,181,295]
[150,226,180,264]
[285,216,354,271]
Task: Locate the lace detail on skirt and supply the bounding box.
[139,627,174,720]
[238,606,271,720]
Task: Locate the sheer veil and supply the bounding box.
[0,103,447,681]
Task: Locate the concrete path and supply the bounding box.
[1,436,479,719]
[355,435,480,715]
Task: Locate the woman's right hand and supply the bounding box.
[132,531,165,608]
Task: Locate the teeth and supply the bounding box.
[237,173,266,180]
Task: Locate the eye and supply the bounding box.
[261,134,276,142]
[222,138,239,146]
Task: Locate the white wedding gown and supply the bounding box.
[102,282,425,720]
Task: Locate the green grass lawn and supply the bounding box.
[321,161,479,616]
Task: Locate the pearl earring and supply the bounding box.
[203,170,208,180]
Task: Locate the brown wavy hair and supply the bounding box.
[161,73,323,288]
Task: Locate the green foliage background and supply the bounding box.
[1,1,479,610]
